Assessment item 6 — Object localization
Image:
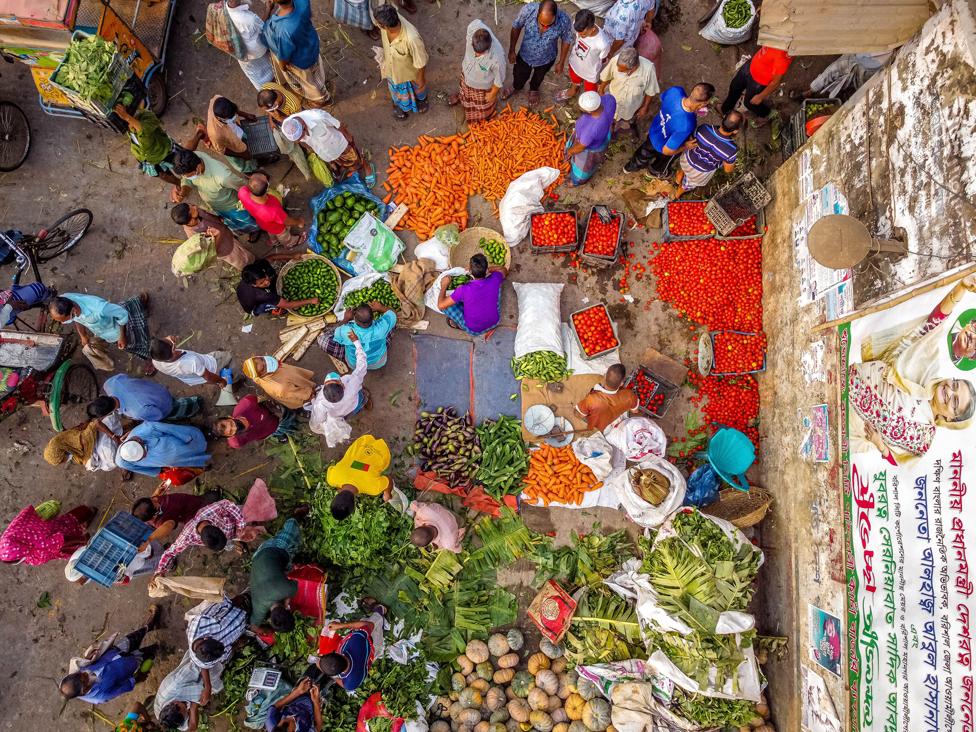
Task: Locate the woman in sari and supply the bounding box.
[848,359,975,464]
[565,91,616,186]
[0,503,94,566]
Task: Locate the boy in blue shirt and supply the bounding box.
[624,82,714,177]
[331,303,397,370]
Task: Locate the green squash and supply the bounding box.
[511,670,535,698]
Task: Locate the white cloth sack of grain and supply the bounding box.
[498,166,561,245]
[611,455,687,528]
[424,266,468,314]
[561,322,620,375]
[513,282,565,358]
[699,0,756,44]
[572,432,615,481]
[333,271,387,319]
[605,416,667,462]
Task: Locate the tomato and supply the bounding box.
[712,331,766,373]
[666,201,714,237]
[531,212,577,249]
[582,210,621,257]
[571,305,618,357]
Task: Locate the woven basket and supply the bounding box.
[276,253,344,315]
[451,226,512,268]
[702,487,772,529]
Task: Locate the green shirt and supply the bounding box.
[183,152,245,212]
[129,109,172,165]
[249,547,298,625]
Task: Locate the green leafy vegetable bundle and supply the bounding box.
[563,585,644,666]
[648,628,756,692]
[721,0,753,28]
[532,528,635,590]
[56,35,118,104]
[357,657,431,718]
[475,416,530,498]
[670,687,759,727]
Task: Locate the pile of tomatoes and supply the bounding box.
[582,211,621,258]
[531,211,577,249]
[712,331,766,373]
[571,305,619,357]
[688,371,760,449]
[725,215,758,237]
[666,201,715,237]
[631,369,668,416]
[651,237,763,332]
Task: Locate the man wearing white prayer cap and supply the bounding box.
[279,110,372,182]
[116,422,211,479]
[565,90,617,186]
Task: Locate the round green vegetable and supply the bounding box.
[342,279,401,311]
[314,193,384,258]
[280,259,339,316]
[479,237,508,266]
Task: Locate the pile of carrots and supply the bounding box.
[522,443,602,507]
[383,108,570,240]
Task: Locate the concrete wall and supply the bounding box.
[757,0,976,729]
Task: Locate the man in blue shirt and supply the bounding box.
[509,0,574,105]
[624,82,714,177]
[60,605,161,705]
[675,111,742,193]
[261,0,331,106]
[87,374,203,423]
[48,292,154,372]
[331,303,397,370]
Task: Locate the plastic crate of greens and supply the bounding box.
[50,32,135,117]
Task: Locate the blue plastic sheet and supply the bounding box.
[684,464,720,507]
[306,174,391,275]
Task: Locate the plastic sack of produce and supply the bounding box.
[605,416,667,461]
[171,234,216,276]
[512,282,571,381]
[333,272,388,318]
[648,638,763,702]
[424,266,468,314]
[414,237,452,270]
[576,659,659,697]
[307,176,390,273]
[699,0,756,44]
[345,213,405,275]
[610,681,701,732]
[499,167,561,245]
[610,455,687,528]
[572,433,615,481]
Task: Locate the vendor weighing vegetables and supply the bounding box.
[576,363,639,431]
[437,254,508,335]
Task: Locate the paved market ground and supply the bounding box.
[0,1,830,728]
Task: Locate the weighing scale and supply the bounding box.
[807,214,908,269]
[524,404,575,447]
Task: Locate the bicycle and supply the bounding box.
[0,100,31,172]
[2,208,93,288]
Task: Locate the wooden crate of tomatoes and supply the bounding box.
[580,206,624,267]
[626,366,679,418]
[703,329,767,375]
[570,304,620,359]
[663,200,715,240]
[529,210,579,253]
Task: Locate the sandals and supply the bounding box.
[500,87,515,101]
[527,91,541,105]
[145,603,162,631]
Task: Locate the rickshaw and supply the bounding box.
[0,0,177,127]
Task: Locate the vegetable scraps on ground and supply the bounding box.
[280,258,339,316]
[475,416,530,498]
[522,443,602,506]
[56,35,118,104]
[511,351,572,382]
[385,108,570,239]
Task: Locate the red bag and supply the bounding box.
[287,564,328,626]
[636,28,663,78]
[356,692,405,732]
[205,1,247,59]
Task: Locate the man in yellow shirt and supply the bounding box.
[375,4,429,120]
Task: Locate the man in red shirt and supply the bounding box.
[237,172,305,248]
[720,45,793,120]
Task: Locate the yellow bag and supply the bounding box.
[326,434,391,495]
[307,152,334,188]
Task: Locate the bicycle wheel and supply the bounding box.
[49,361,99,432]
[34,208,93,263]
[0,101,30,172]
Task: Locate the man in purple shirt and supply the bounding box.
[438,254,508,335]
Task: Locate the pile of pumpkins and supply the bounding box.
[431,628,614,732]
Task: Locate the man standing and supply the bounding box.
[328,303,397,370]
[261,0,331,107]
[375,4,430,120]
[280,110,371,181]
[242,355,318,409]
[151,337,233,389]
[203,95,259,173]
[249,518,302,634]
[674,111,742,193]
[116,422,211,479]
[238,172,305,248]
[186,595,248,702]
[604,0,656,57]
[556,10,611,103]
[224,0,275,90]
[154,499,249,576]
[575,363,638,431]
[87,374,203,423]
[437,254,507,335]
[171,149,258,234]
[598,47,659,139]
[170,203,256,271]
[309,335,369,447]
[720,45,793,120]
[48,293,153,372]
[256,82,313,180]
[451,20,507,124]
[509,0,574,106]
[624,82,714,177]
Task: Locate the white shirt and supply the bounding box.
[308,341,367,447]
[286,110,348,162]
[569,29,611,83]
[600,54,660,121]
[225,3,268,61]
[153,350,218,386]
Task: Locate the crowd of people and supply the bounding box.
[0,0,898,729]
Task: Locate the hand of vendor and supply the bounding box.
[348,331,359,343]
[171,186,188,204]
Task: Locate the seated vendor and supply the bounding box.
[236,259,320,317]
[326,304,397,371]
[0,282,54,327]
[437,254,507,336]
[409,501,464,553]
[575,363,638,431]
[314,605,386,692]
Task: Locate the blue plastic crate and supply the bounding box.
[104,511,153,545]
[74,512,152,587]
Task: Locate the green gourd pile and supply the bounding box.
[342,279,402,311]
[280,258,339,316]
[479,237,508,266]
[315,192,384,258]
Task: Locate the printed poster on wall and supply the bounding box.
[843,275,976,732]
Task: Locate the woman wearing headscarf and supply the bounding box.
[0,503,94,566]
[44,413,125,473]
[242,355,317,409]
[565,90,616,185]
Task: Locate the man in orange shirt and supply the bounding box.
[575,364,639,431]
[720,45,793,120]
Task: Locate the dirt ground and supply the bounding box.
[0,1,831,728]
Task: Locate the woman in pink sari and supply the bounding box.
[0,504,95,566]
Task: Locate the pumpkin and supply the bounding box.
[557,674,573,700]
[490,708,511,724]
[431,722,451,732]
[460,687,484,709]
[467,672,481,685]
[494,668,516,685]
[476,723,491,732]
[467,639,490,664]
[535,669,559,695]
[434,696,452,716]
[554,725,570,732]
[506,722,521,732]
[477,662,495,681]
[508,699,531,723]
[551,657,568,674]
[547,695,562,713]
[490,725,508,732]
[529,710,554,732]
[452,673,468,692]
[459,726,474,732]
[565,694,586,721]
[457,654,475,675]
[552,709,569,724]
[582,698,611,731]
[498,653,520,669]
[487,686,507,711]
[511,671,535,698]
[568,723,589,732]
[527,653,551,675]
[540,638,565,659]
[471,678,491,693]
[505,686,518,701]
[576,678,599,701]
[449,701,464,720]
[488,633,511,657]
[528,687,550,711]
[459,708,483,726]
[507,628,525,651]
